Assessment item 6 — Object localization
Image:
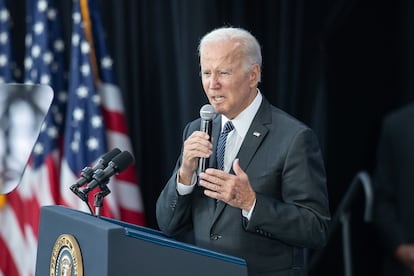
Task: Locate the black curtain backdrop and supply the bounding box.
[7,0,411,275]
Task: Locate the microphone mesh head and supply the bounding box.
[112,151,135,172]
[200,104,216,120]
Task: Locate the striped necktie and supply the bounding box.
[216,121,234,171]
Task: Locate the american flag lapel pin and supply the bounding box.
[253,131,261,137]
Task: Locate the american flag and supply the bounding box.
[0,0,145,275]
[0,0,67,275]
[58,0,145,222]
[86,0,145,223]
[0,1,20,275]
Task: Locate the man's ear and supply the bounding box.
[249,64,261,86]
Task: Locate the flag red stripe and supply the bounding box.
[7,192,41,238]
[115,165,137,183]
[45,155,61,204]
[102,108,128,133]
[119,206,146,225]
[0,235,20,276]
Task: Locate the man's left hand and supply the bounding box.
[199,159,256,212]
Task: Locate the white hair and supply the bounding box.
[198,27,262,77]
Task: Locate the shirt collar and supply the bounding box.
[221,89,262,139]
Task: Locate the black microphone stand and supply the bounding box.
[93,182,111,217]
[70,169,113,217]
[70,183,94,215]
[89,168,112,217]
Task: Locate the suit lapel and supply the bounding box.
[233,98,271,173]
[211,98,272,223]
[236,124,268,172]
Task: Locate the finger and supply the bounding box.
[186,137,211,150]
[199,171,226,185]
[203,188,220,200]
[199,179,221,194]
[191,130,210,139]
[184,140,212,158]
[232,158,245,176]
[199,174,222,188]
[204,168,228,179]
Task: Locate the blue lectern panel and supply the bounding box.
[36,205,247,276]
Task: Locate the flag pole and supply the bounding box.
[0,195,5,209]
[80,0,100,83]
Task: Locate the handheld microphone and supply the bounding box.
[71,148,122,189]
[198,104,216,174]
[82,150,134,194]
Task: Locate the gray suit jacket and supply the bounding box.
[156,98,330,276]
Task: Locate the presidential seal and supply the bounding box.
[50,234,83,276]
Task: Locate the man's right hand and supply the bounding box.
[179,131,212,185]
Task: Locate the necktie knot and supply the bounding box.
[222,121,234,135]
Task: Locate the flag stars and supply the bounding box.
[53,110,63,125]
[33,143,44,155]
[25,34,32,47]
[47,126,58,139]
[31,45,41,58]
[87,137,99,151]
[81,41,90,54]
[24,57,33,70]
[71,140,79,153]
[37,0,48,12]
[0,54,7,67]
[73,107,85,121]
[71,131,81,152]
[51,105,63,124]
[101,56,113,69]
[76,85,88,98]
[72,33,80,46]
[90,115,102,128]
[0,9,9,22]
[47,8,57,20]
[81,63,90,76]
[0,32,8,44]
[73,12,81,24]
[92,94,101,105]
[43,51,53,64]
[40,74,50,84]
[57,90,67,104]
[54,39,64,52]
[33,22,45,35]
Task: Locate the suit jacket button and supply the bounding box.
[210,234,222,240]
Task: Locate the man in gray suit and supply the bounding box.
[156,27,330,276]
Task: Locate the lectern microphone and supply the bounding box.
[82,151,134,194]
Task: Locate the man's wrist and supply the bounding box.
[242,198,257,220]
[176,172,197,195]
[178,168,194,185]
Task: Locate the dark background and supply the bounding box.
[8,0,414,275]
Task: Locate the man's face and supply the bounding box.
[200,40,259,119]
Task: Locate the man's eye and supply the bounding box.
[219,71,230,75]
[202,72,211,76]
